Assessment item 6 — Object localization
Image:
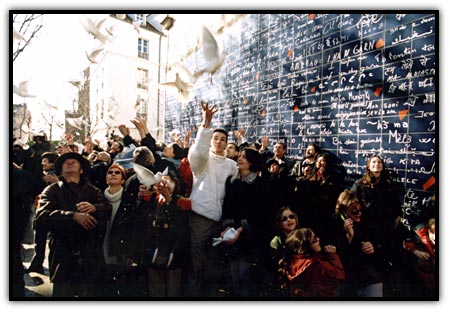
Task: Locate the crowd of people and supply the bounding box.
[12,101,436,299]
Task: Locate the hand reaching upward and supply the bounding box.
[201,101,218,127]
[131,117,149,138]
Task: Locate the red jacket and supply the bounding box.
[286,253,345,297]
[403,225,435,288]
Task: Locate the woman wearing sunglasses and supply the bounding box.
[324,189,384,297]
[268,207,300,297]
[102,164,128,296]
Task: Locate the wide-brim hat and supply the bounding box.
[55,152,90,176]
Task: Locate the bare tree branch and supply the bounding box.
[12,14,44,62]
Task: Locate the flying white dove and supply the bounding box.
[13,80,37,98]
[105,25,117,38]
[175,63,198,84]
[158,73,195,103]
[86,45,105,64]
[194,25,227,84]
[13,26,25,41]
[133,163,168,189]
[80,15,112,44]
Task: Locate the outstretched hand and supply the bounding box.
[201,100,218,126]
[131,117,149,137]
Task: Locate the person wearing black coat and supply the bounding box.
[323,190,384,297]
[107,146,159,297]
[351,155,405,296]
[134,172,189,297]
[12,165,41,297]
[221,147,275,297]
[35,153,111,297]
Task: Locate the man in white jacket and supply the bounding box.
[186,101,238,297]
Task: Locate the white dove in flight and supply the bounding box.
[86,45,105,64]
[13,80,37,98]
[80,15,112,45]
[13,26,25,41]
[158,72,195,103]
[105,25,117,38]
[194,25,227,84]
[133,163,168,189]
[176,63,198,84]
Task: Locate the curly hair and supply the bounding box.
[335,189,361,215]
[285,228,316,256]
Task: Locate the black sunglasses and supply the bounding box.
[282,214,295,222]
[108,170,122,175]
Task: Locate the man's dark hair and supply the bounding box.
[41,152,58,164]
[213,128,228,141]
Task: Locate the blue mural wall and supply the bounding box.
[164,12,437,227]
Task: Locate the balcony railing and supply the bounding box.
[138,51,149,60]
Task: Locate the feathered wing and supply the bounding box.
[194,26,226,80]
[86,45,105,64]
[80,15,111,44]
[158,73,195,103]
[13,80,37,98]
[176,64,197,84]
[202,26,220,62]
[13,27,25,41]
[133,163,161,188]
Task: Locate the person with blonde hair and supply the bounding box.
[324,189,384,297]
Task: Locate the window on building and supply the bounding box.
[136,95,148,119]
[138,38,149,60]
[137,68,149,90]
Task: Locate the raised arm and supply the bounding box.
[188,101,218,174]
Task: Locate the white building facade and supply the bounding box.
[85,14,170,143]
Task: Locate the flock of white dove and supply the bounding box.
[13,14,227,105]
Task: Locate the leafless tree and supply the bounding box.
[12,14,44,62]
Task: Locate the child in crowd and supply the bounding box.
[280,228,345,297]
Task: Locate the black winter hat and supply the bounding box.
[54,153,90,176]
